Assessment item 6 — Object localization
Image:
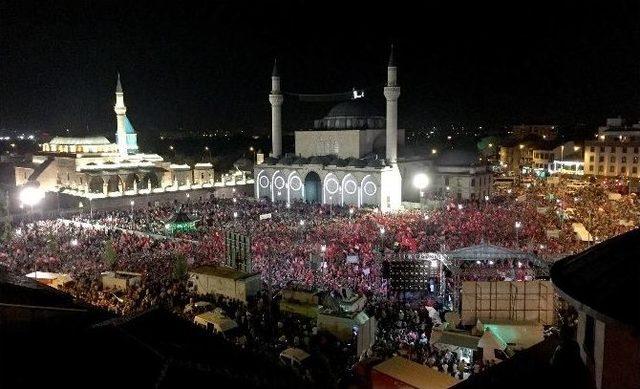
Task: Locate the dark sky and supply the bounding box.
[1,0,639,136]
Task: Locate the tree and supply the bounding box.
[102,239,118,269]
[172,253,188,280]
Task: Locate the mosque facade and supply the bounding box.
[15,75,215,197]
[254,50,404,212]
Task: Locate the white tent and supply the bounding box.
[572,223,592,242]
[608,192,622,201]
[194,310,238,333]
[478,328,509,363]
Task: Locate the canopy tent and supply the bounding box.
[164,210,198,234]
[25,272,72,288]
[445,243,547,272]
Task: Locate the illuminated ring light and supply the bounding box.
[344,180,357,195]
[273,176,285,190]
[363,181,377,196]
[259,176,270,188]
[325,177,340,194]
[289,176,303,191]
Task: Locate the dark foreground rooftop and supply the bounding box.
[551,228,640,329]
[0,270,303,388]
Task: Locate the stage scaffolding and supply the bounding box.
[383,243,549,312]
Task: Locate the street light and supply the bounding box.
[515,221,522,247]
[413,173,430,207]
[19,183,44,216]
[19,184,45,208]
[128,200,135,229]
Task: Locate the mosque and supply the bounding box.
[254,49,493,211]
[15,75,215,198]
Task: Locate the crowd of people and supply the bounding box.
[1,175,638,383]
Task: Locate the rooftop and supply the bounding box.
[373,356,459,389]
[48,136,112,145]
[551,228,640,329]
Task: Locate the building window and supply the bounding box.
[633,167,638,174]
[589,165,594,172]
[589,156,594,162]
[634,156,639,164]
[610,156,615,163]
[600,146,605,152]
[634,147,639,153]
[609,166,615,173]
[584,315,595,357]
[471,178,475,187]
[622,156,627,163]
[444,177,449,186]
[621,166,627,173]
[590,146,595,152]
[598,165,604,172]
[599,156,604,162]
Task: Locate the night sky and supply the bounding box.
[1,1,639,136]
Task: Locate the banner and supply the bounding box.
[259,213,272,220]
[346,255,359,264]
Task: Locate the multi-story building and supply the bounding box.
[583,118,640,178]
[431,150,492,201]
[500,140,582,175]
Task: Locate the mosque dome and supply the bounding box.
[314,99,384,130]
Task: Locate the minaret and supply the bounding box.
[114,73,128,157]
[269,59,283,158]
[384,45,400,164]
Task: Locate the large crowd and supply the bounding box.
[1,176,638,383]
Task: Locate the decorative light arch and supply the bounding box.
[341,173,359,207]
[360,174,378,206]
[287,171,304,204]
[270,170,282,202]
[323,173,340,204]
[256,169,269,199]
